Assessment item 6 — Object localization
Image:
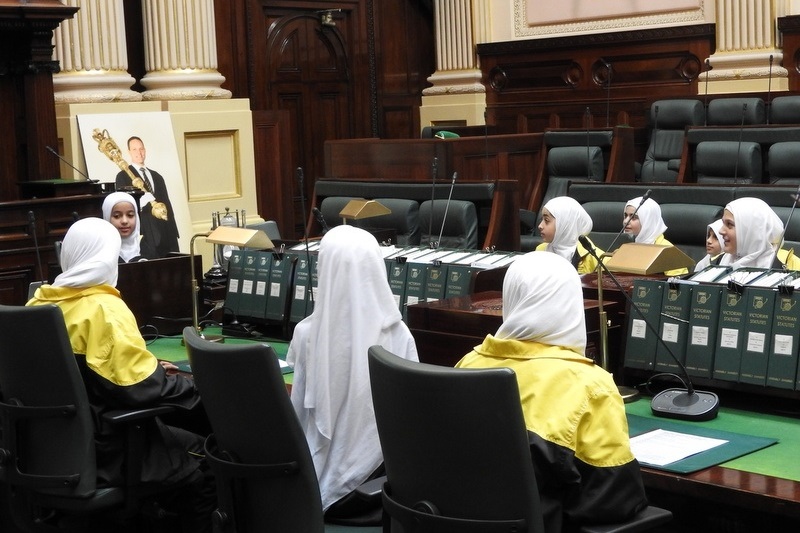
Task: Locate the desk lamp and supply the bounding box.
[190,226,273,342]
[338,199,391,225]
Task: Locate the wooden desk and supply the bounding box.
[627,399,800,530]
[406,291,621,367]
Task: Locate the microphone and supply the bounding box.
[579,235,720,421]
[733,103,747,184]
[296,166,315,305]
[429,156,438,245]
[585,106,591,181]
[766,54,774,125]
[46,145,98,183]
[606,189,651,254]
[26,211,46,299]
[703,59,712,126]
[484,108,490,180]
[652,105,659,177]
[772,184,800,270]
[312,207,329,235]
[433,171,457,249]
[601,58,612,127]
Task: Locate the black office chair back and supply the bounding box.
[0,304,97,499]
[367,345,545,533]
[183,327,324,533]
[419,199,479,249]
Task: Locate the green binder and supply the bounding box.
[767,291,800,390]
[236,250,260,319]
[265,254,295,322]
[444,264,473,299]
[654,282,692,373]
[685,285,723,379]
[623,279,664,371]
[288,252,315,324]
[403,262,427,321]
[713,288,747,382]
[224,249,245,316]
[739,287,776,386]
[386,258,408,313]
[424,263,447,302]
[250,251,273,320]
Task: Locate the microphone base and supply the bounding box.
[651,388,720,421]
[618,385,640,404]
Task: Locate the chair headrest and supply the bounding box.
[707,97,766,125]
[651,99,705,129]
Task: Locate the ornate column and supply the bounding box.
[420,0,489,128]
[139,0,231,100]
[52,0,140,103]
[705,0,789,93]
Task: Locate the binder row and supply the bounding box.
[624,267,800,391]
[222,245,521,327]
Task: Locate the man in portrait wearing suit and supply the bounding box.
[115,136,180,259]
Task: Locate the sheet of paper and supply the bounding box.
[630,428,728,466]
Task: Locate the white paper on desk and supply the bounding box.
[630,429,728,466]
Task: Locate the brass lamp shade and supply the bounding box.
[205,225,274,249]
[339,199,391,222]
[605,243,695,275]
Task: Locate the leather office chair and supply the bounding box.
[246,220,281,241]
[365,198,421,246]
[640,99,704,183]
[768,95,800,124]
[367,345,673,533]
[706,97,766,126]
[0,304,175,532]
[694,140,762,184]
[767,142,800,185]
[419,199,478,249]
[521,145,604,251]
[183,327,325,533]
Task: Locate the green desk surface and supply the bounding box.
[147,329,292,384]
[626,398,800,481]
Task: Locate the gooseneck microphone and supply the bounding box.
[312,207,329,235]
[579,235,720,421]
[606,189,651,254]
[46,146,98,183]
[297,167,314,304]
[433,171,457,249]
[733,103,747,184]
[772,184,800,270]
[703,59,712,126]
[28,211,44,283]
[585,106,591,181]
[429,156,438,245]
[766,54,774,125]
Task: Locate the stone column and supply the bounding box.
[420,0,489,128]
[139,0,231,100]
[52,0,141,103]
[705,0,789,93]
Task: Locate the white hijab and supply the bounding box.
[543,196,593,262]
[54,218,121,288]
[719,197,783,269]
[287,225,418,509]
[695,219,725,272]
[496,251,587,354]
[102,192,142,262]
[626,197,668,244]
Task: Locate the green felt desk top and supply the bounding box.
[626,398,800,481]
[147,329,292,384]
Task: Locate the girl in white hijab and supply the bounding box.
[536,196,602,274]
[102,191,144,263]
[287,225,418,515]
[718,197,800,269]
[456,251,646,531]
[623,196,688,276]
[55,216,121,288]
[694,219,724,272]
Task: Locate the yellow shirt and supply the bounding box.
[536,238,603,276]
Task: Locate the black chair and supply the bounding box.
[768,95,800,124]
[640,99,704,183]
[419,199,478,249]
[182,327,325,533]
[0,304,174,532]
[706,97,766,125]
[767,142,800,185]
[367,345,673,533]
[694,140,762,184]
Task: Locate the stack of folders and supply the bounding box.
[624,265,800,391]
[381,245,521,321]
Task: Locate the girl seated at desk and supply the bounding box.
[102,191,146,263]
[623,196,688,277]
[536,196,603,275]
[694,219,724,272]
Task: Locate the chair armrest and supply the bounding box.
[354,475,386,502]
[102,406,175,425]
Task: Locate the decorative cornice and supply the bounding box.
[478,23,716,56]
